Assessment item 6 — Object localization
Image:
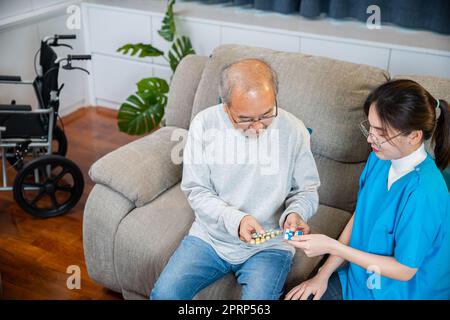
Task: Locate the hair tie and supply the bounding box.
[436,99,441,120]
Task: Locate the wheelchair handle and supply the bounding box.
[68,55,91,60]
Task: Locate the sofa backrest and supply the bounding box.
[166,45,450,213]
[165,55,209,130]
[392,75,450,104]
[185,45,389,213]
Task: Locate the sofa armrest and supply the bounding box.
[89,126,186,207]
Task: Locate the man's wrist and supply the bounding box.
[238,214,251,235]
[286,211,302,223]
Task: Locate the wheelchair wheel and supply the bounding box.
[13,155,84,218]
[51,125,68,156]
[6,125,68,170]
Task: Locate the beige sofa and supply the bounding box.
[83,44,450,300]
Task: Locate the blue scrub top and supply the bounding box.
[338,151,450,300]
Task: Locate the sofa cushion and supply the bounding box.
[191,44,389,163]
[113,182,351,299]
[314,154,365,213]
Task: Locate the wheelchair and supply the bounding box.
[0,34,91,218]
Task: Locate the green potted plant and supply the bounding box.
[117,0,195,135]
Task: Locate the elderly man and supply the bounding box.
[151,58,320,300]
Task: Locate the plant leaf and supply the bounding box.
[137,77,169,96]
[117,43,164,58]
[168,35,195,72]
[117,90,166,135]
[158,0,176,42]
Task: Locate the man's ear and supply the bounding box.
[408,130,423,146]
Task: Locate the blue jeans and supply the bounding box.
[305,272,343,300]
[320,272,343,300]
[151,235,293,300]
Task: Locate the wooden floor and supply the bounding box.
[0,107,142,299]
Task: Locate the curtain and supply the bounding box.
[189,0,450,35]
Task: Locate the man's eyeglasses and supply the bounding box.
[359,120,406,150]
[226,102,278,127]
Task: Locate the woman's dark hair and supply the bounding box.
[364,79,450,170]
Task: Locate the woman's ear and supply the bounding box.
[408,130,423,146]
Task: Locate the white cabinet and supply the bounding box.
[153,64,172,83]
[221,26,300,53]
[88,7,152,61]
[152,16,221,67]
[151,15,171,67]
[389,50,450,79]
[300,37,390,69]
[177,19,221,57]
[92,54,153,106]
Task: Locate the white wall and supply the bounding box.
[0,0,87,116]
[0,0,71,21]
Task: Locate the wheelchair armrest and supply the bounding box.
[0,75,22,82]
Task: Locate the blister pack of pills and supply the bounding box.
[249,229,303,244]
[250,229,283,244]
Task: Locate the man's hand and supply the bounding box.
[239,215,265,243]
[283,212,311,235]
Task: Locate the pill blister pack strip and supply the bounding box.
[249,229,304,245]
[250,229,283,245]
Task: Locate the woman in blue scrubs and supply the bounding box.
[285,79,450,300]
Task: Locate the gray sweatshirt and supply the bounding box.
[181,104,320,264]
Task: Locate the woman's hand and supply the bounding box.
[286,234,340,257]
[284,274,330,300]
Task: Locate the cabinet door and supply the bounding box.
[221,26,300,52]
[152,16,220,67]
[88,7,152,61]
[301,37,390,70]
[153,64,172,83]
[389,50,450,79]
[92,54,153,106]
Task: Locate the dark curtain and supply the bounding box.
[188,0,450,34]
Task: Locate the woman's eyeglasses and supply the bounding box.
[359,120,406,150]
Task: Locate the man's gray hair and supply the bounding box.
[219,58,278,105]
